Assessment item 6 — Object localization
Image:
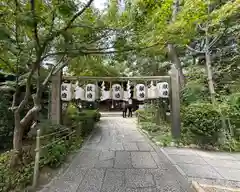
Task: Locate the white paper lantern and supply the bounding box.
[61,83,72,101]
[157,82,169,98]
[136,84,146,101]
[85,84,96,101]
[85,84,96,92]
[75,86,85,100]
[85,91,96,101]
[123,91,130,101]
[100,91,110,101]
[147,81,157,99]
[112,84,122,100]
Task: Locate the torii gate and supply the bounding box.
[49,66,180,138]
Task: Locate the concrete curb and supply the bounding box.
[191,181,206,192]
[136,121,198,192]
[136,121,188,177]
[136,120,209,192]
[159,148,187,177]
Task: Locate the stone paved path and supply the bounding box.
[163,147,240,191]
[39,117,193,192]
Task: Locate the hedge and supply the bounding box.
[0,105,101,192]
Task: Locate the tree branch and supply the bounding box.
[186,45,204,54]
[53,58,70,75]
[40,43,159,61]
[42,56,66,86]
[30,0,40,48]
[41,0,94,56]
[208,35,221,49]
[0,57,15,72]
[14,0,22,50]
[64,0,94,30]
[17,68,35,112]
[198,24,207,31]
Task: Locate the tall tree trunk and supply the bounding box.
[168,0,185,87]
[205,1,216,103]
[167,44,185,87]
[205,48,216,103]
[10,110,24,167]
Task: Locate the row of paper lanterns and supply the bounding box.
[61,82,169,101]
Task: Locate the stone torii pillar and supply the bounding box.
[50,70,62,124]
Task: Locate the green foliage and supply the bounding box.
[0,151,34,192]
[0,102,99,191]
[137,106,174,146]
[64,103,101,137]
[181,103,222,145]
[181,80,208,105]
[224,93,240,140]
[41,139,68,168]
[0,94,14,150]
[181,99,240,151]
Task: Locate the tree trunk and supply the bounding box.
[205,50,216,103]
[167,0,185,88]
[167,44,185,87]
[10,110,24,167]
[205,27,216,103]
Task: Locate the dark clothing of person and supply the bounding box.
[127,105,132,117]
[122,102,127,118]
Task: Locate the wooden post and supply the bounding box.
[50,70,62,124]
[33,129,41,188]
[170,65,181,139]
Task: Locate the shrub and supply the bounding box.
[181,102,223,145]
[0,151,34,192]
[0,94,14,150]
[64,103,100,137]
[225,93,240,140]
[181,80,208,105]
[0,103,100,191]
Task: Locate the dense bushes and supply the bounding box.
[181,103,222,145]
[181,92,240,151]
[0,104,101,192]
[136,108,173,146]
[137,91,240,151]
[64,104,101,137]
[0,94,14,150]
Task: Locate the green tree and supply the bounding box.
[0,0,129,166]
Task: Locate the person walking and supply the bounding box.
[122,101,127,118]
[127,98,133,117]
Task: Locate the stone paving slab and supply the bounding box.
[179,163,224,179]
[101,169,125,192]
[123,142,139,151]
[115,151,132,169]
[131,152,157,169]
[38,117,192,192]
[163,147,240,191]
